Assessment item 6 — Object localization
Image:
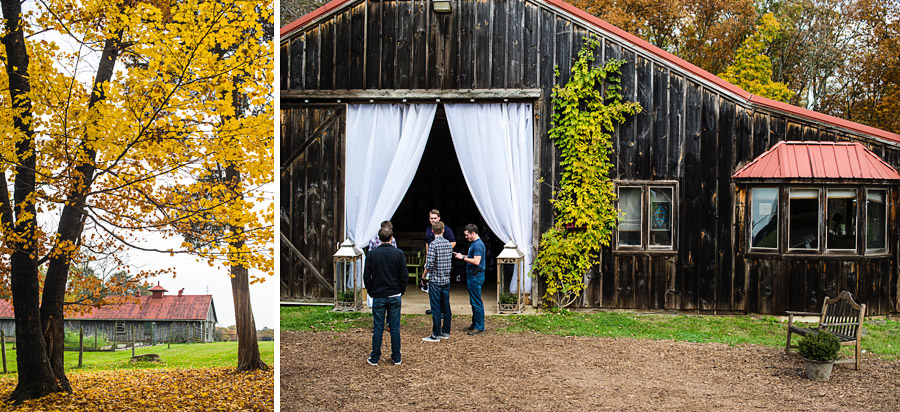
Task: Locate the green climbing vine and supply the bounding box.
[534,38,642,308]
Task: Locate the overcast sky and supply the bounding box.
[143,250,276,329]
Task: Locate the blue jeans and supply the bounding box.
[428,283,451,336]
[370,296,402,363]
[466,272,485,331]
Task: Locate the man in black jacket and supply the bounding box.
[363,226,408,366]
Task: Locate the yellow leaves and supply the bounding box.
[0,367,274,411]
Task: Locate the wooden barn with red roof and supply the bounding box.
[281,0,900,315]
[0,283,217,343]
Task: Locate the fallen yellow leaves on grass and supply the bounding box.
[0,367,273,411]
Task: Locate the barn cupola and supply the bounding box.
[149,283,168,299]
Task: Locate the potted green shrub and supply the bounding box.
[334,290,357,311]
[499,292,518,311]
[797,331,841,381]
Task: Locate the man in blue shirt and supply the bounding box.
[425,209,457,251]
[422,209,456,293]
[454,223,486,335]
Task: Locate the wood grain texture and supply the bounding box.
[281,0,900,314]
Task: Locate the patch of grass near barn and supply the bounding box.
[0,341,274,375]
[280,305,372,331]
[496,311,900,360]
[280,305,900,360]
[497,311,786,346]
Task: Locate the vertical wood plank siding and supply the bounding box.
[281,105,345,301]
[282,0,900,314]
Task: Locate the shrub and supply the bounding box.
[337,290,355,302]
[500,292,517,305]
[797,331,841,361]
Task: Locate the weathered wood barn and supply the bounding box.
[281,0,900,315]
[0,284,218,343]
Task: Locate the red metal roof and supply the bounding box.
[279,0,900,145]
[732,141,900,180]
[0,294,215,322]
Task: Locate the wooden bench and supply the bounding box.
[785,291,865,369]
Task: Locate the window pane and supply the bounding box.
[867,190,886,250]
[618,187,641,246]
[751,188,778,249]
[826,189,857,250]
[789,189,819,249]
[649,187,672,246]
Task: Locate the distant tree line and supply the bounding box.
[574,0,899,134]
[281,0,329,26]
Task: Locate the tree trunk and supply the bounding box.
[226,165,267,372]
[1,0,67,403]
[40,34,122,389]
[231,262,267,371]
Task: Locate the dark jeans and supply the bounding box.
[370,296,402,363]
[428,282,451,336]
[466,272,485,331]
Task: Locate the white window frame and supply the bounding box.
[824,188,858,252]
[787,187,822,252]
[865,188,889,254]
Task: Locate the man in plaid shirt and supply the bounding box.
[421,221,453,342]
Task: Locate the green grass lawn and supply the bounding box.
[281,305,900,360]
[0,341,274,375]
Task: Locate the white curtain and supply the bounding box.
[444,103,534,293]
[345,103,437,286]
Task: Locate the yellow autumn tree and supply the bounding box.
[718,13,794,102]
[0,0,273,404]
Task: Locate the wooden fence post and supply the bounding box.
[78,327,84,368]
[1,330,7,373]
[94,333,98,350]
[131,325,136,357]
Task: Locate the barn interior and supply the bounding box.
[391,105,504,288]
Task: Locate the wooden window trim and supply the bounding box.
[748,184,890,257]
[614,180,678,252]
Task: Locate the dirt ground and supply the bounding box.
[280,316,900,411]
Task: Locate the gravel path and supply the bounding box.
[281,316,900,411]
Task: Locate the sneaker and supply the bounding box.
[439,334,450,340]
[420,286,428,293]
[393,359,402,365]
[366,357,378,366]
[467,329,484,336]
[421,335,441,342]
[462,325,475,332]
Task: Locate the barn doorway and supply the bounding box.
[391,106,504,291]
